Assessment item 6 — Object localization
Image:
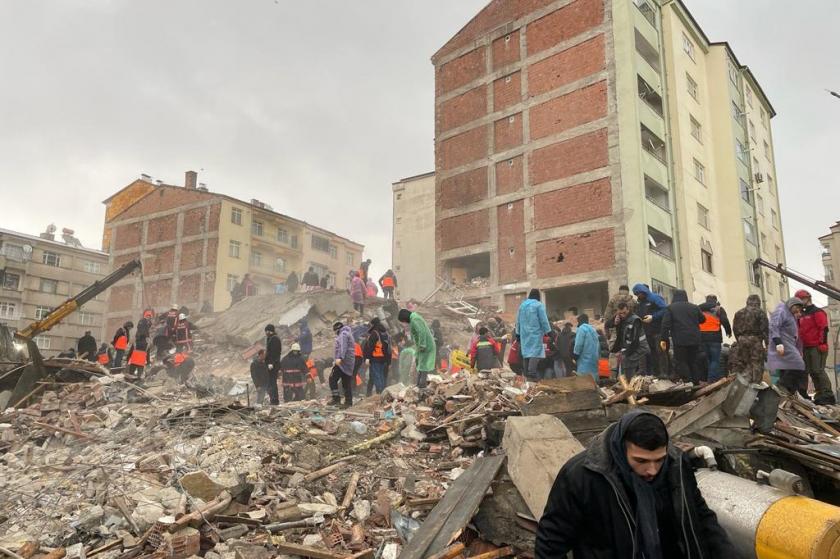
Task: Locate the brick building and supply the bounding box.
[102,171,363,335]
[432,0,786,317]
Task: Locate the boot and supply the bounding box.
[814,394,837,406]
[330,390,341,406]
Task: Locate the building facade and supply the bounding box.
[431,0,786,316]
[392,172,437,301]
[102,171,364,335]
[0,227,110,356]
[821,222,840,330]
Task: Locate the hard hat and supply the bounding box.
[179,313,187,320]
[143,310,153,318]
[794,289,811,300]
[171,304,179,310]
[291,343,301,351]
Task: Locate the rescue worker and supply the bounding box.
[280,343,308,402]
[612,302,650,379]
[136,309,154,340]
[250,349,269,405]
[330,321,356,407]
[164,349,195,384]
[350,271,366,314]
[536,411,736,558]
[769,297,807,397]
[359,259,372,283]
[469,327,500,371]
[487,316,509,366]
[112,321,133,368]
[379,270,398,300]
[95,343,112,367]
[302,267,320,291]
[364,317,391,394]
[573,314,600,380]
[286,270,299,293]
[152,315,172,362]
[353,337,366,395]
[366,277,378,298]
[76,330,97,362]
[660,290,706,385]
[305,356,324,399]
[174,313,193,353]
[632,284,668,377]
[263,324,282,405]
[795,289,836,404]
[515,289,552,380]
[164,305,180,340]
[698,295,733,383]
[398,309,436,388]
[127,335,149,378]
[729,294,769,383]
[297,321,313,358]
[603,284,637,338]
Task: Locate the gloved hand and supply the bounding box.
[267,364,274,370]
[660,340,667,352]
[775,344,785,356]
[819,343,829,354]
[643,315,653,324]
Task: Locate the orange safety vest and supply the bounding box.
[173,353,187,365]
[372,340,384,358]
[97,353,110,365]
[354,343,363,358]
[700,312,721,333]
[128,350,147,367]
[307,359,318,381]
[381,276,395,288]
[114,335,128,350]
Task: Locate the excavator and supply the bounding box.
[0,259,141,410]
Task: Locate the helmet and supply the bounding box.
[143,310,153,318]
[291,343,301,351]
[171,304,179,310]
[178,313,187,320]
[794,289,811,300]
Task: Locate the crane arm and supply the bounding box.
[753,258,840,302]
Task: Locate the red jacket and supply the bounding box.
[798,305,829,348]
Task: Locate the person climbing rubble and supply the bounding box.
[516,289,552,380]
[111,321,133,368]
[280,343,307,402]
[795,289,836,404]
[612,302,650,379]
[250,349,269,405]
[469,326,500,372]
[95,342,111,367]
[126,334,149,378]
[330,321,356,407]
[297,320,313,358]
[364,317,391,394]
[379,269,398,300]
[729,294,769,384]
[174,313,194,353]
[263,324,282,405]
[769,297,807,397]
[162,348,195,384]
[76,330,97,362]
[398,308,436,388]
[350,270,366,314]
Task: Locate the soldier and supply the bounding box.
[729,295,769,383]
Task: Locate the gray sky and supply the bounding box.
[1,0,838,303]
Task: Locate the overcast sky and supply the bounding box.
[1,0,838,303]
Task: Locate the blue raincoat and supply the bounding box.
[515,298,551,359]
[632,283,667,323]
[573,322,600,378]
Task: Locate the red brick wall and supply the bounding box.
[439,86,487,132]
[113,252,140,270]
[440,167,488,210]
[533,178,612,229]
[207,204,221,232]
[530,81,607,140]
[438,210,490,251]
[143,246,175,275]
[114,186,213,220]
[177,273,201,304]
[145,278,173,309]
[526,0,604,55]
[437,48,486,95]
[497,200,526,282]
[182,207,207,237]
[114,222,142,250]
[180,240,205,271]
[494,113,523,152]
[529,128,608,185]
[496,156,524,195]
[493,30,520,70]
[504,292,527,313]
[206,238,219,266]
[438,125,488,170]
[528,35,605,96]
[108,285,135,312]
[493,72,522,112]
[536,228,614,278]
[146,214,178,245]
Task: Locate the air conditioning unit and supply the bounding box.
[754,173,764,183]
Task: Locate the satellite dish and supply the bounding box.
[22,245,32,255]
[46,224,57,234]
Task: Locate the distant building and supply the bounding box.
[431,0,786,315]
[820,222,840,369]
[392,172,437,301]
[0,226,109,356]
[102,171,364,335]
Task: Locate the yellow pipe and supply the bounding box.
[756,495,840,558]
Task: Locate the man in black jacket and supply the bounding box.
[77,330,97,362]
[698,294,733,382]
[364,318,391,394]
[280,343,308,402]
[250,349,269,405]
[263,324,282,405]
[611,303,650,379]
[661,290,706,384]
[536,410,735,558]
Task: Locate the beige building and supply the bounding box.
[0,226,110,356]
[392,172,437,301]
[820,222,840,330]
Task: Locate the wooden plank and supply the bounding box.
[400,454,505,559]
[273,542,350,559]
[666,382,733,437]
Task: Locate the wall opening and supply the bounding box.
[543,281,610,323]
[445,253,491,286]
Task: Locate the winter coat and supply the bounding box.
[798,305,829,348]
[136,317,152,339]
[698,302,733,343]
[250,357,269,388]
[364,328,391,363]
[631,283,667,330]
[350,276,366,304]
[516,299,552,359]
[302,271,320,287]
[733,303,769,339]
[767,301,805,371]
[77,334,97,360]
[264,334,282,369]
[286,271,299,293]
[603,292,636,332]
[298,325,313,355]
[573,323,600,375]
[535,421,736,559]
[470,335,500,371]
[611,314,650,357]
[409,312,436,372]
[366,280,378,298]
[334,325,356,376]
[661,290,705,347]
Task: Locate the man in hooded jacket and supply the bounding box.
[661,290,706,384]
[330,321,356,407]
[768,297,806,396]
[399,309,436,388]
[795,289,835,404]
[730,294,769,383]
[536,410,735,558]
[632,284,668,376]
[516,289,552,380]
[264,324,282,405]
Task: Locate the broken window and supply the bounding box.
[231,207,243,225]
[641,124,666,163]
[446,253,491,285]
[644,175,670,212]
[638,76,663,117]
[42,251,61,267]
[651,278,676,302]
[647,227,673,259]
[635,30,660,73]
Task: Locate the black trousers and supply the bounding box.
[266,368,280,405]
[329,365,353,405]
[673,345,703,384]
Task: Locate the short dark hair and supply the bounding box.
[619,284,630,291]
[617,302,629,310]
[478,327,489,335]
[568,307,578,314]
[624,414,668,451]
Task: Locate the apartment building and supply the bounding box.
[821,222,840,325]
[0,226,109,356]
[102,171,363,335]
[431,0,786,316]
[392,172,437,301]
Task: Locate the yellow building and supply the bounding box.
[392,172,437,301]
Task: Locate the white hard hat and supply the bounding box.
[179,313,186,320]
[291,343,301,351]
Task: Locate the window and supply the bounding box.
[686,73,698,100]
[329,245,338,259]
[40,278,58,294]
[648,227,674,259]
[78,311,94,326]
[42,251,61,267]
[760,233,768,251]
[641,125,666,163]
[748,262,760,287]
[760,107,768,128]
[638,76,663,116]
[275,257,286,272]
[775,245,782,263]
[651,279,676,302]
[743,219,757,245]
[728,60,738,84]
[1,244,24,261]
[693,159,706,184]
[0,302,16,319]
[2,272,20,290]
[766,273,774,293]
[748,120,756,141]
[740,179,752,204]
[36,306,51,320]
[752,157,760,174]
[252,220,263,236]
[83,260,101,274]
[290,235,299,249]
[644,175,670,211]
[746,88,753,107]
[767,175,775,196]
[634,0,656,27]
[697,203,710,229]
[229,240,241,258]
[226,274,238,292]
[33,335,51,350]
[771,209,779,230]
[635,30,661,73]
[346,252,354,265]
[251,250,262,267]
[311,235,331,253]
[277,228,289,243]
[826,265,835,282]
[701,249,713,274]
[732,101,743,127]
[757,194,765,215]
[689,115,702,142]
[763,141,771,160]
[682,33,695,61]
[231,207,243,225]
[736,139,748,164]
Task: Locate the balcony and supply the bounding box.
[635,29,661,75]
[633,3,659,53]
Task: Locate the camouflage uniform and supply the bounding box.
[729,295,769,383]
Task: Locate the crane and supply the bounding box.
[752,258,840,302]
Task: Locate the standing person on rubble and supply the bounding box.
[297,320,313,358]
[487,317,508,366]
[330,321,356,407]
[557,322,575,377]
[379,269,398,300]
[126,334,149,379]
[795,289,836,404]
[604,285,636,345]
[469,326,500,372]
[350,271,366,314]
[366,277,378,298]
[302,267,320,291]
[286,270,299,294]
[396,335,417,385]
[364,317,391,394]
[359,258,372,283]
[730,294,769,383]
[698,295,733,383]
[536,410,736,558]
[398,309,436,388]
[164,305,180,340]
[768,297,807,397]
[111,321,133,368]
[77,330,97,362]
[661,290,706,385]
[174,313,193,353]
[573,314,600,380]
[515,289,552,381]
[95,343,111,367]
[612,303,649,379]
[136,309,154,341]
[632,284,668,376]
[280,343,308,402]
[250,349,269,405]
[263,324,282,405]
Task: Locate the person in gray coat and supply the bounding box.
[767,297,806,396]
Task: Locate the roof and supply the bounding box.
[392,171,435,185]
[0,227,109,257]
